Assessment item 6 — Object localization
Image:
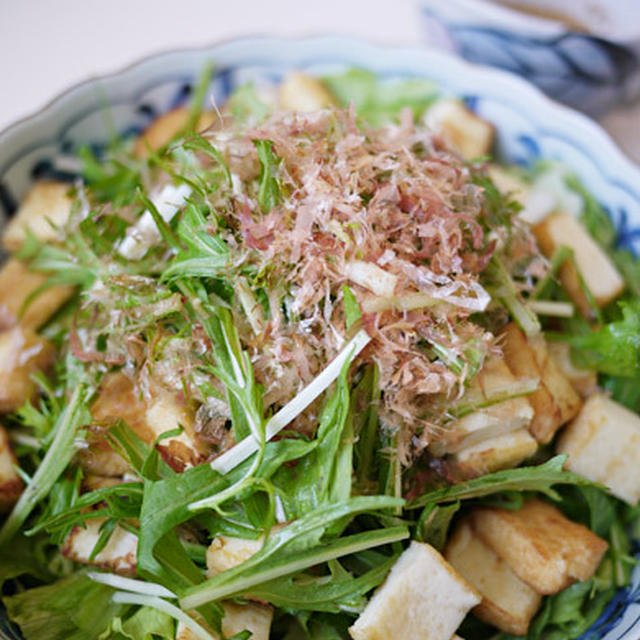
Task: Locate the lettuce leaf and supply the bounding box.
[0,534,58,588]
[322,69,438,127]
[100,606,174,640]
[3,574,122,640]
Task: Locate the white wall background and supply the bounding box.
[0,0,422,131]
[1,0,638,161]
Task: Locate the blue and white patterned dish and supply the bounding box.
[421,0,640,117]
[0,35,638,640]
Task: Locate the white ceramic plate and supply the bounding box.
[0,36,638,640]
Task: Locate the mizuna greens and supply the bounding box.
[0,69,639,640]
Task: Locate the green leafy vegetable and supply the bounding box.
[3,574,123,640]
[408,456,600,509]
[552,301,640,378]
[103,605,175,640]
[415,501,460,551]
[473,174,521,231]
[342,285,361,330]
[353,365,380,488]
[0,533,60,588]
[161,202,229,281]
[137,439,317,588]
[227,83,270,123]
[79,145,142,207]
[274,366,352,519]
[185,61,215,134]
[181,494,407,609]
[484,256,541,337]
[253,139,283,213]
[0,381,91,546]
[27,482,143,540]
[323,69,438,126]
[135,188,181,251]
[244,555,397,613]
[105,421,175,481]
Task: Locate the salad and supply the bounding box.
[0,68,639,640]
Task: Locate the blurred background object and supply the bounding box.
[421,0,640,117]
[1,0,640,162]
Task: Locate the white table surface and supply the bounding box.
[2,0,639,163]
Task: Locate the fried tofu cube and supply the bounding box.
[557,393,640,505]
[500,323,582,444]
[3,181,73,252]
[134,107,217,158]
[82,474,127,492]
[431,358,533,456]
[546,341,597,398]
[0,425,24,512]
[445,520,542,636]
[61,517,138,575]
[487,165,530,208]
[488,166,576,226]
[278,72,335,112]
[176,601,273,640]
[0,326,56,413]
[471,499,608,594]
[424,99,494,161]
[533,212,625,315]
[451,428,538,479]
[349,541,480,640]
[0,258,73,330]
[87,372,202,473]
[145,385,203,467]
[206,524,286,576]
[78,440,132,478]
[206,533,273,576]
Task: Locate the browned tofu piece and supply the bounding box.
[451,428,538,479]
[557,393,640,505]
[471,499,608,594]
[134,107,217,158]
[176,601,273,640]
[349,541,480,640]
[278,72,335,112]
[431,358,533,456]
[78,438,132,478]
[82,474,127,492]
[61,517,138,575]
[0,327,56,413]
[500,323,582,443]
[0,425,24,512]
[487,165,530,208]
[533,212,625,316]
[546,341,597,398]
[0,259,73,330]
[84,371,203,473]
[424,99,494,161]
[445,520,542,636]
[3,181,73,252]
[207,534,265,576]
